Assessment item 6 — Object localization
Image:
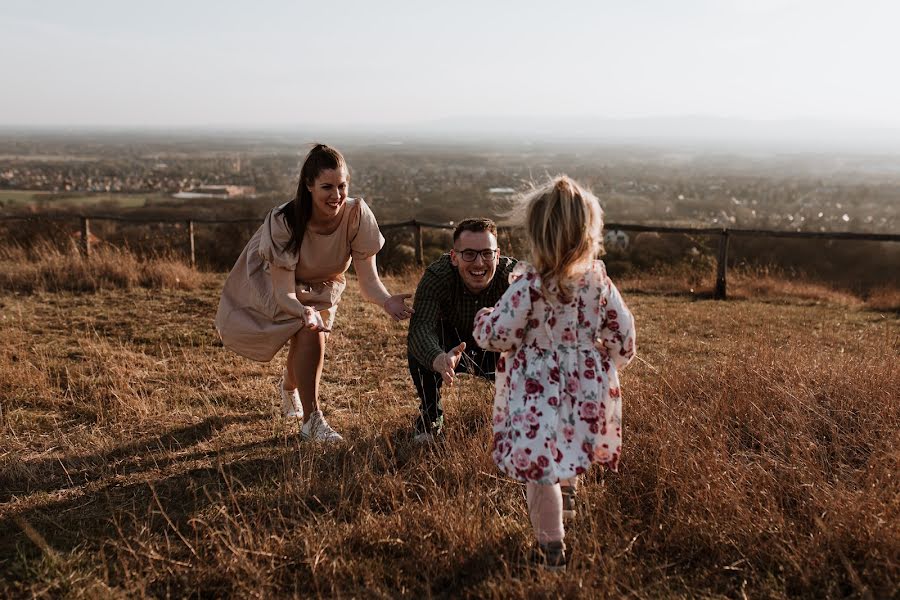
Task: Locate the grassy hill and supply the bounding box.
[0,259,897,598]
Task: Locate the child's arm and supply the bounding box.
[473,277,533,352]
[597,279,636,370]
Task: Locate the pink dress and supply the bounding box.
[473,261,636,484]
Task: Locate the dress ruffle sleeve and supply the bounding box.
[473,262,540,352]
[349,199,386,260]
[509,261,538,285]
[596,261,637,369]
[257,207,299,270]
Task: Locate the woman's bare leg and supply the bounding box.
[286,327,327,423]
[282,364,296,391]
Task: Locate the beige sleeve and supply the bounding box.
[257,206,299,270]
[350,198,386,260]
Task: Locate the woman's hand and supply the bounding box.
[355,255,413,321]
[383,294,414,321]
[302,305,331,333]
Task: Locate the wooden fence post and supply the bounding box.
[714,229,730,300]
[80,216,91,259]
[186,220,196,268]
[413,221,424,266]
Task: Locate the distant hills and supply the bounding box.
[3,116,900,154]
[382,115,900,152]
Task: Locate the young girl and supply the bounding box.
[473,176,636,570]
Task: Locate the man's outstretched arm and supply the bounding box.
[407,269,448,370]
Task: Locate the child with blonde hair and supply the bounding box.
[473,176,636,570]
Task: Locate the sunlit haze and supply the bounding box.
[3,0,900,142]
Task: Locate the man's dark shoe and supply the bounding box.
[413,414,444,444]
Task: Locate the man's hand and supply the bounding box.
[432,342,466,386]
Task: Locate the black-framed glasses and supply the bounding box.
[456,248,499,262]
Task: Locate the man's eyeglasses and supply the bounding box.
[456,248,499,262]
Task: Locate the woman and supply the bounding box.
[215,144,412,441]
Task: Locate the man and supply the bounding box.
[407,218,517,442]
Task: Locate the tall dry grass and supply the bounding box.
[0,242,200,293]
[614,262,899,311]
[865,286,900,313]
[0,271,897,598]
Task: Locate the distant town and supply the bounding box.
[1,134,898,236]
[0,157,259,197]
[1,133,898,295]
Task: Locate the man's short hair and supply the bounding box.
[453,218,498,243]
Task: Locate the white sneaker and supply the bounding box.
[300,410,343,442]
[280,377,303,419]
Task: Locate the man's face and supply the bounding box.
[450,230,499,294]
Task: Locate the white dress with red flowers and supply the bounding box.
[473,261,636,484]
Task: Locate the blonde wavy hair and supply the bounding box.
[521,175,604,296]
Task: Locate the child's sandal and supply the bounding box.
[561,485,577,521]
[528,540,567,572]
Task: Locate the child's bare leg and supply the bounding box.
[526,482,564,544]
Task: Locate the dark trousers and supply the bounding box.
[408,321,497,427]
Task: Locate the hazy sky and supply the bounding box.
[2,0,899,128]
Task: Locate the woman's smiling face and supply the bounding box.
[307,167,349,220]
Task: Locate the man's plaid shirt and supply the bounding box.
[407,253,517,368]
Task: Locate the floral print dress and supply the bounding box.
[473,261,636,484]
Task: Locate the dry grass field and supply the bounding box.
[0,250,897,598]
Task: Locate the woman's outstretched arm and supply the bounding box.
[354,254,413,321]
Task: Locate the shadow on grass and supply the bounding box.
[0,447,294,572]
[1,429,501,595]
[429,537,519,597]
[0,413,266,503]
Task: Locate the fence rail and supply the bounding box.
[2,213,898,300]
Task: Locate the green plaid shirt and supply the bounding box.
[407,254,518,368]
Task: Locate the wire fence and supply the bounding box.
[2,212,898,299]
